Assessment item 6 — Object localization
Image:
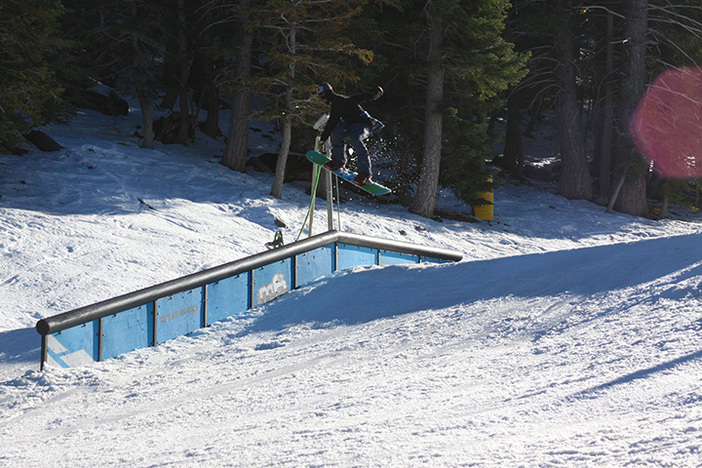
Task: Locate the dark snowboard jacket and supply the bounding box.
[320,91,379,141]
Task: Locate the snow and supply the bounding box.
[1,106,702,467]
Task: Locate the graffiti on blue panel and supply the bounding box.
[257,272,288,305]
[156,289,204,344]
[159,303,200,324]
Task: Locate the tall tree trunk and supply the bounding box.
[271,115,292,199]
[196,23,220,139]
[175,0,190,145]
[137,91,154,149]
[132,24,154,150]
[554,1,592,200]
[598,11,615,196]
[222,0,252,172]
[224,86,251,170]
[201,86,220,138]
[160,38,179,110]
[524,98,543,139]
[612,0,648,216]
[592,9,615,198]
[410,10,444,218]
[502,94,524,178]
[270,26,296,199]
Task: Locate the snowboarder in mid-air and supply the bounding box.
[315,83,383,186]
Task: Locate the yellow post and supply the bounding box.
[473,176,494,221]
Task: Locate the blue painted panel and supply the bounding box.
[421,256,451,264]
[156,288,205,344]
[46,320,99,368]
[337,243,377,270]
[296,245,334,287]
[39,238,460,370]
[380,250,420,265]
[207,273,250,324]
[101,303,154,360]
[253,259,292,307]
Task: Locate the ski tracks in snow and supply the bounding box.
[2,265,701,466]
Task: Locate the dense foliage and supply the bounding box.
[2,0,701,216]
[0,0,65,153]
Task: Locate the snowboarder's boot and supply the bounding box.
[325,160,345,171]
[354,173,372,186]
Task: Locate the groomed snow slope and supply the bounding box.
[0,108,701,466]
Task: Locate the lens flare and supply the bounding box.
[630,67,702,179]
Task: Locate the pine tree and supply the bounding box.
[648,0,702,70]
[371,0,526,217]
[553,1,592,200]
[63,0,169,148]
[611,0,649,216]
[509,1,701,214]
[588,3,617,198]
[221,0,254,173]
[438,0,527,212]
[242,0,373,199]
[0,0,65,153]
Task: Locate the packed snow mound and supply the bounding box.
[1,252,701,466]
[1,107,702,466]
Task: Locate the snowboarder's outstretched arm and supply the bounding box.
[319,86,384,141]
[351,86,384,104]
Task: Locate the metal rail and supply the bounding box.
[36,231,462,337]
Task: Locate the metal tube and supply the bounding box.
[152,300,159,347]
[40,335,47,371]
[292,254,298,290]
[98,317,103,362]
[250,268,256,308]
[35,231,462,336]
[337,232,462,262]
[308,175,316,238]
[202,284,209,327]
[326,170,333,232]
[335,176,342,231]
[333,242,338,272]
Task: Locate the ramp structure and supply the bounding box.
[35,231,462,370]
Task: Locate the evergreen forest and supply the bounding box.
[1,0,701,218]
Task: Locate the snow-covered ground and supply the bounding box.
[1,106,701,466]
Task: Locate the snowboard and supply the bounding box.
[305,150,391,196]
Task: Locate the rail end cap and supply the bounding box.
[35,320,50,336]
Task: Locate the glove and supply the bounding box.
[373,86,384,100]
